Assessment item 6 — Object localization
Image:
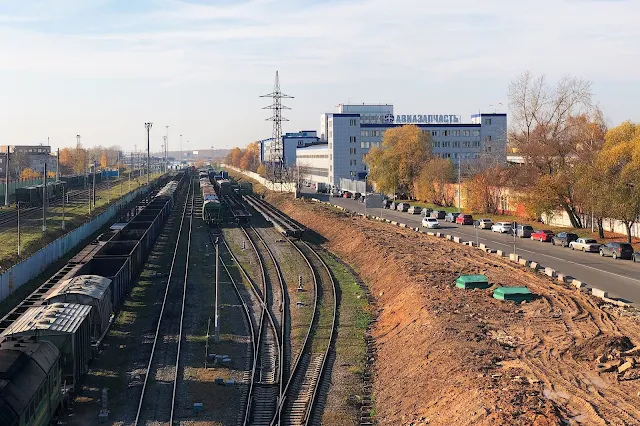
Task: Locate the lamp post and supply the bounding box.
[165,125,169,173]
[145,122,152,186]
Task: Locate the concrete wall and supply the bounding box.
[542,210,640,238]
[223,164,297,193]
[0,184,154,302]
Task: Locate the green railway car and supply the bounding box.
[202,200,224,225]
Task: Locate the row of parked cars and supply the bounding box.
[383,200,640,262]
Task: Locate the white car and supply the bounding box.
[491,222,513,233]
[422,217,441,229]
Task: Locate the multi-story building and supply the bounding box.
[260,130,320,167]
[0,145,57,177]
[299,104,507,188]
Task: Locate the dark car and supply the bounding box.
[531,229,555,242]
[382,199,392,209]
[354,192,362,200]
[444,212,457,222]
[455,214,474,225]
[599,242,634,260]
[431,210,446,219]
[552,232,579,247]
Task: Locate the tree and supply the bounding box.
[20,168,41,180]
[597,121,640,243]
[10,151,30,179]
[366,125,432,197]
[240,142,260,172]
[413,158,456,206]
[100,151,108,168]
[508,71,593,228]
[257,164,267,178]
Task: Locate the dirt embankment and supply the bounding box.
[269,194,640,426]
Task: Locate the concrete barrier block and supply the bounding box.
[509,253,520,262]
[399,223,407,228]
[592,288,609,299]
[544,267,556,277]
[518,258,530,267]
[480,243,487,250]
[557,273,567,283]
[572,279,588,290]
[529,262,539,271]
[453,236,461,243]
[603,297,630,308]
[467,241,476,247]
[436,232,443,238]
[496,250,504,257]
[446,235,453,241]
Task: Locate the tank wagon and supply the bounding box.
[200,175,223,225]
[0,171,187,423]
[0,336,62,426]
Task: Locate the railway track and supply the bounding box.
[221,225,283,426]
[273,240,337,426]
[0,177,146,230]
[134,177,194,425]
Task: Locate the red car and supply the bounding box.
[531,229,555,242]
[342,191,353,198]
[455,214,474,225]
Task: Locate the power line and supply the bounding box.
[260,71,293,184]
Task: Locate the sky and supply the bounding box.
[1,0,639,153]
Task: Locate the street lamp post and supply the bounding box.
[17,202,22,256]
[145,122,153,186]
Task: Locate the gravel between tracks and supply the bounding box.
[269,193,640,426]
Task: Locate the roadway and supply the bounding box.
[302,189,640,306]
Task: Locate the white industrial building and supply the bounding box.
[260,131,320,168]
[297,104,507,188]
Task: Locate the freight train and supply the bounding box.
[14,172,106,207]
[200,175,223,226]
[0,171,186,426]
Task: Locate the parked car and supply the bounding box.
[633,251,640,263]
[516,224,534,238]
[353,192,362,200]
[422,217,441,229]
[552,232,579,247]
[390,201,398,210]
[444,212,457,222]
[431,210,446,219]
[491,222,513,233]
[382,199,392,209]
[396,202,410,212]
[343,191,353,198]
[422,208,433,217]
[475,219,494,230]
[599,242,634,260]
[569,238,601,252]
[455,214,474,225]
[531,230,555,242]
[408,205,422,215]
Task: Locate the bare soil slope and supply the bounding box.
[270,194,640,426]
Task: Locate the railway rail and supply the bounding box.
[221,225,283,426]
[134,177,195,425]
[242,195,305,238]
[224,194,252,224]
[273,240,337,426]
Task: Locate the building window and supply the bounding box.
[431,130,438,137]
[443,130,450,136]
[463,141,471,148]
[474,153,480,159]
[486,135,492,142]
[472,130,480,137]
[453,153,458,159]
[453,130,460,137]
[350,136,357,143]
[463,130,470,137]
[453,141,460,148]
[485,118,492,125]
[473,141,480,148]
[486,146,492,152]
[349,119,357,126]
[328,130,333,138]
[349,148,357,155]
[360,142,365,148]
[442,141,450,148]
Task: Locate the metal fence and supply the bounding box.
[0,185,151,302]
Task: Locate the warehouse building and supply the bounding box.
[260,130,320,168]
[297,104,507,188]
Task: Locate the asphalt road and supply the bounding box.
[302,189,640,306]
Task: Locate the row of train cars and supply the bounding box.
[198,168,252,225]
[0,171,187,426]
[14,172,106,208]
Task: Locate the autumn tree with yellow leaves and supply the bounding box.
[365,125,432,198]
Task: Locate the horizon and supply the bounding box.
[1,0,639,153]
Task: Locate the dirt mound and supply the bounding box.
[571,335,634,361]
[269,195,640,426]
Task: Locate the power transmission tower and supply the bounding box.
[260,71,293,185]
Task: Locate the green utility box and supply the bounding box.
[456,274,490,290]
[493,286,534,303]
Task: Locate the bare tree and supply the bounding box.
[508,71,594,228]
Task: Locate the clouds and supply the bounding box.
[0,0,639,148]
